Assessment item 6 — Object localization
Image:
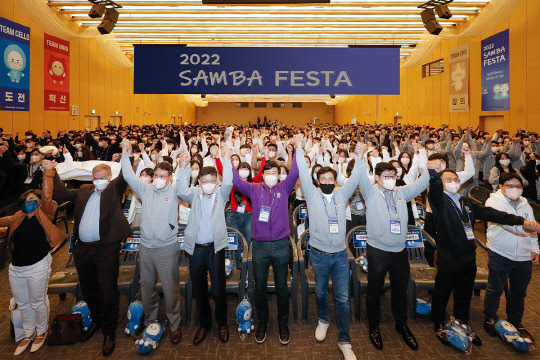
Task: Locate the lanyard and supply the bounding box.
[260,188,277,208]
[448,197,472,225]
[379,190,399,219]
[321,193,338,219]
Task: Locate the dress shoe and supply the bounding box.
[395,324,418,350]
[219,325,229,343]
[516,324,535,343]
[30,333,46,353]
[483,318,497,337]
[255,322,267,344]
[170,328,182,344]
[369,328,383,350]
[102,335,115,357]
[14,333,36,356]
[193,327,209,346]
[468,326,482,346]
[279,321,290,345]
[80,323,101,342]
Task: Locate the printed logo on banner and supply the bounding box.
[481,29,509,111]
[44,33,70,111]
[134,46,400,95]
[0,17,30,111]
[449,44,470,112]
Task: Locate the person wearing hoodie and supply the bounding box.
[294,135,363,360]
[120,139,182,345]
[483,172,539,342]
[427,169,540,348]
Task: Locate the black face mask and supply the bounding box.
[320,183,335,195]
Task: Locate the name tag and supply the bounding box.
[24,175,34,185]
[329,220,339,234]
[237,203,246,214]
[390,219,401,235]
[355,201,364,211]
[258,206,271,223]
[463,223,475,240]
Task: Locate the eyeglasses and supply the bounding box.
[504,184,523,190]
[154,174,169,180]
[443,178,460,183]
[199,179,216,185]
[380,175,396,180]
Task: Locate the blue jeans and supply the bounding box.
[310,247,351,343]
[483,250,532,326]
[226,209,252,267]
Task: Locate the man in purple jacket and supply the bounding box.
[232,155,299,345]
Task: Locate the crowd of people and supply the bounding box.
[0,122,540,359]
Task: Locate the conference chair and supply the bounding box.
[48,234,82,300]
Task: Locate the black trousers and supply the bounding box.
[423,211,436,267]
[188,245,227,328]
[431,258,476,325]
[366,244,410,330]
[73,241,121,337]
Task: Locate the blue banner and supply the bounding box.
[481,29,509,111]
[0,17,30,111]
[134,46,400,95]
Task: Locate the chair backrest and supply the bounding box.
[406,225,428,264]
[225,227,248,268]
[468,186,492,205]
[121,231,141,265]
[298,229,311,267]
[346,225,367,258]
[65,234,76,268]
[292,204,308,227]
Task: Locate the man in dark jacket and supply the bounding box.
[50,161,132,357]
[428,169,540,346]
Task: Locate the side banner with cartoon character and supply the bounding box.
[44,33,69,111]
[0,17,30,111]
[481,29,509,111]
[449,43,469,112]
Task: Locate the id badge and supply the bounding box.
[237,203,246,214]
[24,175,34,185]
[463,223,475,240]
[258,206,271,223]
[329,220,339,234]
[355,201,364,211]
[390,219,401,235]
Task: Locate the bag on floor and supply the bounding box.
[9,298,25,342]
[47,314,83,346]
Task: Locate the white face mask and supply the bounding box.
[239,169,250,179]
[153,177,167,190]
[151,154,157,161]
[504,188,523,201]
[491,147,499,153]
[77,152,83,158]
[130,140,136,145]
[427,144,435,150]
[191,170,199,179]
[240,148,248,156]
[499,159,511,167]
[401,157,410,165]
[98,141,105,148]
[264,174,278,188]
[381,179,396,191]
[523,141,531,147]
[268,150,276,158]
[279,174,287,181]
[31,155,41,163]
[202,183,216,195]
[140,176,151,184]
[396,167,403,177]
[74,143,82,149]
[17,154,25,161]
[444,182,460,194]
[26,143,33,148]
[93,179,109,190]
[25,135,32,140]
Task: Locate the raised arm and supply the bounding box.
[401,167,430,202]
[219,147,234,202]
[39,161,59,220]
[339,143,365,200]
[175,152,197,204]
[295,146,316,201]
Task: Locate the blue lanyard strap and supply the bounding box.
[321,193,338,219]
[448,197,471,224]
[380,190,399,218]
[260,187,277,208]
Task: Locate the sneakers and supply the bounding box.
[255,322,267,344]
[315,320,330,342]
[14,333,36,356]
[338,343,357,360]
[279,322,290,345]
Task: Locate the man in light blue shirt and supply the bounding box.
[78,191,101,242]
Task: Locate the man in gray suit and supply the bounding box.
[177,148,233,346]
